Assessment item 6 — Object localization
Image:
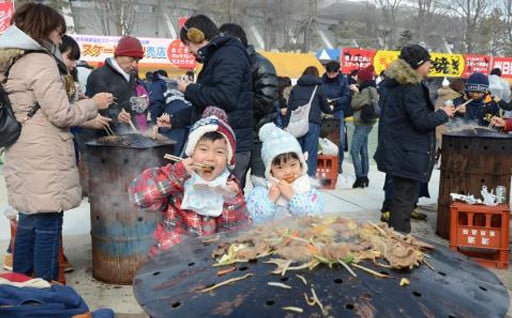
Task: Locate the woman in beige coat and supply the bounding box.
[0,3,112,282]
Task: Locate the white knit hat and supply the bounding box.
[259,123,307,180]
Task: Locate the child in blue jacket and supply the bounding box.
[246,123,324,223]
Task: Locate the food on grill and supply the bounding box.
[97,135,123,144]
[212,216,433,275]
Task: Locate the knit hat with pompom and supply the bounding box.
[184,106,236,169]
[259,123,307,180]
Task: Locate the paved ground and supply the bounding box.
[0,154,510,317]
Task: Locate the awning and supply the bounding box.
[259,51,325,79]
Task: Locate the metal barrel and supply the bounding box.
[85,135,174,284]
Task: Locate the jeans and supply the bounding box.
[334,111,346,171]
[13,212,63,282]
[350,125,373,178]
[233,151,251,189]
[298,122,321,177]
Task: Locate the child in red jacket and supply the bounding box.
[129,107,249,256]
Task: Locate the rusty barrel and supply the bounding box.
[437,129,512,239]
[86,134,175,284]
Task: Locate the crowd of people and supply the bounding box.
[2,4,512,290]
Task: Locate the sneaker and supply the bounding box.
[3,252,12,271]
[63,255,74,273]
[411,210,427,221]
[380,211,390,223]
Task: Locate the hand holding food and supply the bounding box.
[157,113,172,128]
[118,108,132,124]
[82,114,112,129]
[441,104,455,117]
[490,116,505,128]
[92,92,114,109]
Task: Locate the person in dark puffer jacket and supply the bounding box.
[285,66,331,177]
[218,23,279,188]
[374,44,454,233]
[178,15,254,185]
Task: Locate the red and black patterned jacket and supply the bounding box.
[128,162,250,256]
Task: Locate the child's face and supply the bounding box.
[271,158,302,183]
[192,138,228,181]
[467,91,485,100]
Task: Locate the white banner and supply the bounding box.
[71,34,196,69]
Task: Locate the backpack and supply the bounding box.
[360,99,380,123]
[286,85,317,138]
[0,54,40,148]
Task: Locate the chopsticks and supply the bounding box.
[104,125,116,136]
[128,119,138,132]
[164,154,182,162]
[163,154,214,171]
[455,99,473,113]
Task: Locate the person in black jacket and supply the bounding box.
[374,45,454,233]
[178,15,254,185]
[285,66,331,177]
[86,36,144,135]
[218,23,279,188]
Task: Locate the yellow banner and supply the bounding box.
[430,53,464,77]
[373,50,464,77]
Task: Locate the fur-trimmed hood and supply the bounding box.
[383,59,424,86]
[0,26,43,75]
[0,25,65,80]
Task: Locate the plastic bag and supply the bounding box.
[318,138,339,156]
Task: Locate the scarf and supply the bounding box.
[181,168,231,217]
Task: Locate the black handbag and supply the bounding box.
[0,84,22,148]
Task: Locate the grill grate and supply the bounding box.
[134,231,509,318]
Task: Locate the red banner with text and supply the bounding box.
[463,54,491,77]
[0,1,14,34]
[341,48,376,73]
[491,57,512,79]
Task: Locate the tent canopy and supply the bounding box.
[259,51,325,79]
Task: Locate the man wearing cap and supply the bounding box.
[374,44,455,233]
[86,35,144,133]
[321,61,351,174]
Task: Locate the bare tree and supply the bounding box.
[373,0,403,49]
[406,0,444,43]
[93,0,136,36]
[447,0,492,53]
[496,0,512,54]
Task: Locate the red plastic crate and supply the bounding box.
[315,155,338,189]
[449,202,510,269]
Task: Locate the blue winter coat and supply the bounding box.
[184,35,254,153]
[321,72,351,116]
[374,59,449,183]
[285,75,331,126]
[148,77,167,122]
